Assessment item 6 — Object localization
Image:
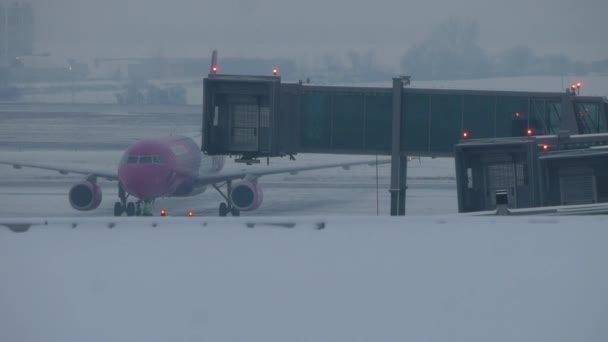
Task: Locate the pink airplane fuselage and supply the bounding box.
[117,136,223,201]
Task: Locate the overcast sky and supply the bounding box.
[28,0,608,66]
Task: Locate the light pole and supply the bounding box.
[68,65,74,104]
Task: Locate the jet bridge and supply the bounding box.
[203,74,608,160]
[455,132,608,213]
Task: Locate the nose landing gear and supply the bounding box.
[113,183,154,216]
[113,182,128,216]
[113,201,124,216]
[126,202,136,216]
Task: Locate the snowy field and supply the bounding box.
[1,77,607,341]
[1,216,608,342]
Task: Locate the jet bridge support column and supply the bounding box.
[390,77,408,216]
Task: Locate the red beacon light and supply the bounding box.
[211,66,218,74]
[272,68,278,76]
[160,209,166,216]
[515,112,521,118]
[188,211,194,217]
[462,131,469,139]
[527,129,534,136]
[542,144,550,151]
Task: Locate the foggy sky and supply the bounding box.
[29,0,608,66]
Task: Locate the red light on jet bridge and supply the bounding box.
[527,129,533,136]
[188,211,194,217]
[160,209,166,216]
[542,144,549,151]
[462,131,469,139]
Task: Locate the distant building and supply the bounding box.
[0,1,34,65]
[0,5,3,63]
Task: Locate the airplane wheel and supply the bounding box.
[231,208,240,217]
[114,202,124,216]
[219,203,228,217]
[126,202,136,216]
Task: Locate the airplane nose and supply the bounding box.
[120,165,170,200]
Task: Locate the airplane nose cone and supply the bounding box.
[119,165,170,200]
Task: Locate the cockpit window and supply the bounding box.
[124,155,163,165]
[139,156,153,164]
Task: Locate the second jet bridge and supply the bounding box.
[203,74,608,161]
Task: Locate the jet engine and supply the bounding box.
[69,178,102,211]
[230,181,263,211]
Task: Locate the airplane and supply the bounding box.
[0,135,388,216]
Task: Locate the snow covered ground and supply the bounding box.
[1,216,607,342]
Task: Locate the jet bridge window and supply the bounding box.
[546,101,562,134]
[575,102,604,133]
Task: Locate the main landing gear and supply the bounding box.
[113,183,153,216]
[212,180,240,217]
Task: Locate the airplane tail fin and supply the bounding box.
[209,49,218,75]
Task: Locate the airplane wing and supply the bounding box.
[0,157,389,185]
[0,160,118,181]
[194,158,391,186]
